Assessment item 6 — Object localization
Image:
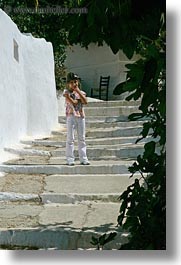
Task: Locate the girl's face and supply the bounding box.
[68,79,79,91]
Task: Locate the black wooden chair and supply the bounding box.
[91,76,110,101]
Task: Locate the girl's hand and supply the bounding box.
[73,85,79,92]
[64,91,70,97]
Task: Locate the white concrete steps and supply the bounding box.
[87,100,141,107]
[3,155,51,165]
[42,173,140,203]
[86,127,143,138]
[59,115,129,123]
[0,202,127,250]
[0,173,140,204]
[0,161,132,175]
[20,135,153,147]
[51,126,143,138]
[58,118,144,128]
[84,106,140,116]
[0,98,144,249]
[86,120,144,129]
[0,192,41,203]
[4,147,51,157]
[2,156,131,165]
[50,145,144,158]
[48,157,130,164]
[8,144,143,159]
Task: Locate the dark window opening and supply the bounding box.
[13,39,19,62]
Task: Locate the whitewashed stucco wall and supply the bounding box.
[0,9,58,157]
[65,43,140,99]
[23,34,58,136]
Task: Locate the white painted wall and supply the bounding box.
[65,43,141,99]
[0,9,58,159]
[23,34,58,136]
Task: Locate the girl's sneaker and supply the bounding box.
[80,161,90,165]
[67,162,75,166]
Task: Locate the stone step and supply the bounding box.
[0,98,146,250]
[58,115,129,123]
[59,115,149,124]
[20,135,152,147]
[0,202,128,249]
[3,155,50,165]
[41,193,120,204]
[2,155,113,165]
[0,192,41,203]
[3,156,133,165]
[50,145,144,158]
[4,147,51,157]
[84,106,139,116]
[0,173,141,204]
[86,120,144,129]
[86,127,143,138]
[51,126,143,138]
[26,142,142,151]
[0,173,47,195]
[4,142,144,160]
[4,140,160,164]
[87,100,141,107]
[3,142,140,162]
[48,157,131,164]
[58,117,144,129]
[42,173,140,204]
[0,160,132,175]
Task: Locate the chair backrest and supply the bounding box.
[99,76,110,89]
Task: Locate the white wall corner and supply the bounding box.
[0,9,58,159]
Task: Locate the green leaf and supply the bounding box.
[128,90,142,102]
[91,232,117,248]
[128,112,144,121]
[125,60,145,80]
[113,81,126,95]
[108,17,124,54]
[122,39,136,59]
[90,236,99,246]
[146,44,160,58]
[141,58,158,89]
[87,5,95,26]
[144,141,156,158]
[123,216,139,230]
[125,93,136,101]
[103,232,117,245]
[109,40,120,54]
[134,178,140,188]
[135,137,144,144]
[99,234,107,246]
[117,213,124,225]
[142,122,151,138]
[124,81,139,91]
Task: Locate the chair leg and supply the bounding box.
[106,88,108,101]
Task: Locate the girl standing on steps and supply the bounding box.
[63,72,90,166]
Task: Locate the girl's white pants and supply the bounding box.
[66,115,88,163]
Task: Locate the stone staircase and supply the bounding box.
[0,99,150,249]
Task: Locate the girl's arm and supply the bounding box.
[73,87,88,104]
[63,93,78,105]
